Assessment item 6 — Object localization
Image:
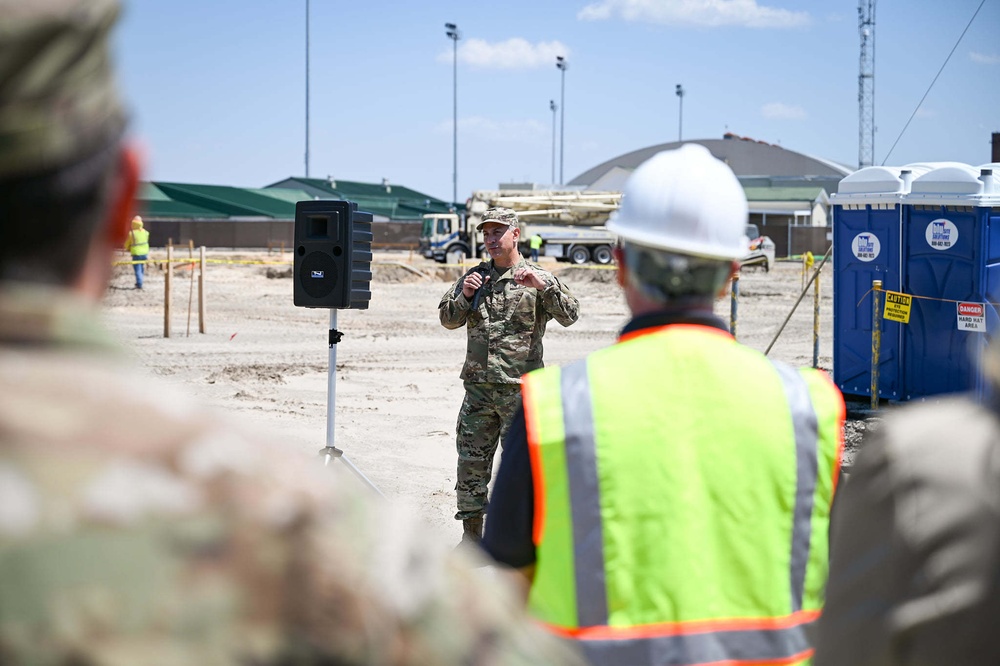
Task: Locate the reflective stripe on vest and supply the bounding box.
[560,622,812,666]
[524,325,842,666]
[129,229,150,256]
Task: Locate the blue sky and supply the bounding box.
[115,0,999,203]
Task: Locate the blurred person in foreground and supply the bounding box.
[813,354,1000,664]
[123,214,149,288]
[439,207,579,545]
[482,144,845,665]
[0,2,585,664]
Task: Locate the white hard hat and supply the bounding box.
[607,144,749,261]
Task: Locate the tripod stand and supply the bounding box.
[319,310,383,496]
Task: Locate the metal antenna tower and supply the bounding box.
[858,0,876,169]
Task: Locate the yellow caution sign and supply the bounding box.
[883,290,912,324]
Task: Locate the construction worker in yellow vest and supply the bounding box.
[124,214,150,289]
[529,233,543,262]
[482,144,845,666]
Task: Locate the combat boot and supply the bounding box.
[461,516,483,545]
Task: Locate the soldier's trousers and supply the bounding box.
[454,381,523,520]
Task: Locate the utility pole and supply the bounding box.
[675,84,685,142]
[556,56,568,185]
[445,23,461,209]
[858,0,876,168]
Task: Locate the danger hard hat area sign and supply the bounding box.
[957,302,986,332]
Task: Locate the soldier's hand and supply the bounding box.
[463,272,488,299]
[513,267,547,290]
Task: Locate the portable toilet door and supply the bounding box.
[902,164,1000,400]
[831,166,915,401]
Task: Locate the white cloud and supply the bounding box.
[437,39,570,69]
[761,102,807,120]
[578,0,810,28]
[914,107,936,119]
[970,51,1000,65]
[434,116,547,142]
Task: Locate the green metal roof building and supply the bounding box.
[134,177,452,248]
[137,177,455,222]
[140,182,316,219]
[264,177,459,221]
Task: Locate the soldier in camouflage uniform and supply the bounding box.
[439,207,579,544]
[0,3,586,665]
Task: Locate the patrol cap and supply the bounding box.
[476,207,519,231]
[0,0,127,179]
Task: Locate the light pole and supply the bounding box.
[556,56,568,185]
[445,23,460,209]
[549,99,557,185]
[675,84,684,142]
[304,0,310,177]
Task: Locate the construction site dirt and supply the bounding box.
[103,251,877,540]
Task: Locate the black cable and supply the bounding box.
[881,0,987,165]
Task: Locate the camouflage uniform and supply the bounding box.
[439,257,579,520]
[0,3,586,664]
[0,286,585,665]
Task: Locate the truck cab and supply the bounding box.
[419,213,471,263]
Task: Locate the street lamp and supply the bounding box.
[675,84,684,142]
[549,99,557,185]
[304,0,310,177]
[556,56,568,185]
[445,23,461,209]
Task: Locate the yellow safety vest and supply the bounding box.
[522,323,843,665]
[127,228,150,256]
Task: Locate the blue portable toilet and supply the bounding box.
[831,166,927,400]
[901,163,1000,400]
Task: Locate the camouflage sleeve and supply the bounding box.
[0,412,586,666]
[290,490,587,665]
[438,277,472,330]
[538,274,579,327]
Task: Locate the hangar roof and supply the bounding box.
[570,134,852,189]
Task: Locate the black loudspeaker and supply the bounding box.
[293,200,373,309]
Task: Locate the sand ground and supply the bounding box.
[103,250,870,541]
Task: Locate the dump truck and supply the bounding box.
[418,189,775,270]
[419,189,621,265]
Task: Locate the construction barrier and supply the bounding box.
[117,252,836,366]
[858,279,999,407]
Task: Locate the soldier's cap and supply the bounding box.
[476,207,519,231]
[0,0,127,180]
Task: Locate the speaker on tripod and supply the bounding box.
[292,199,381,495]
[293,199,373,309]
